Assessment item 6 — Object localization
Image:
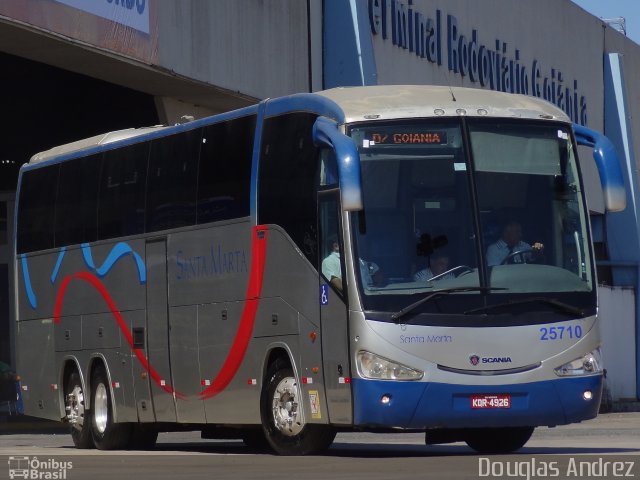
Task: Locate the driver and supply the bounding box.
[486,221,544,266]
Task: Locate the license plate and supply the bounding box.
[470,394,511,409]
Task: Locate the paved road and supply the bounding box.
[1,412,639,480]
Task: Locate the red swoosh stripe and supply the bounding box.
[54,271,186,399]
[199,225,268,399]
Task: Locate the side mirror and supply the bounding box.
[573,124,626,212]
[312,116,363,211]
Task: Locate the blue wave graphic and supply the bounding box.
[51,247,67,284]
[81,243,96,270]
[20,255,37,309]
[83,242,147,284]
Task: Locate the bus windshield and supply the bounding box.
[349,119,594,323]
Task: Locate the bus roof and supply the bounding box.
[27,85,570,166]
[316,85,571,124]
[28,126,168,164]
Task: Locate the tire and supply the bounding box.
[90,365,132,450]
[128,425,158,450]
[260,360,335,455]
[464,426,535,454]
[65,371,94,449]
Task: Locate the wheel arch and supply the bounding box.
[262,343,297,384]
[85,354,113,413]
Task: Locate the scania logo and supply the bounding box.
[482,356,513,364]
[469,354,513,366]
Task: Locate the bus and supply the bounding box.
[14,85,625,455]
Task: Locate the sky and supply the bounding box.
[572,0,640,45]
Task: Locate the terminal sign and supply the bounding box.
[368,0,588,125]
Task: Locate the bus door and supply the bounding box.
[144,238,177,422]
[318,191,353,424]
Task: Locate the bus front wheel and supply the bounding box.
[260,360,335,455]
[464,426,535,454]
[90,365,132,450]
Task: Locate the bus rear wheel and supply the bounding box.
[464,426,535,454]
[260,360,335,455]
[65,371,93,449]
[90,365,132,450]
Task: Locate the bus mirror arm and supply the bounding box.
[313,116,363,211]
[573,123,626,212]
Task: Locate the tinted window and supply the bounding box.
[147,129,201,231]
[197,115,255,223]
[55,154,100,246]
[98,142,148,239]
[17,165,59,253]
[258,113,319,267]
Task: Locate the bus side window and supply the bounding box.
[197,115,255,224]
[258,112,320,268]
[147,129,200,232]
[98,142,148,240]
[55,154,100,247]
[319,194,344,292]
[17,165,58,253]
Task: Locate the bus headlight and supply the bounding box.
[357,351,423,381]
[554,348,603,377]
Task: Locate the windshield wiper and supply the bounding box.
[464,296,585,317]
[391,287,506,322]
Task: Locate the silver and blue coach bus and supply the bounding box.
[14,86,625,454]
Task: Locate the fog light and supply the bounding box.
[381,394,391,405]
[583,390,593,401]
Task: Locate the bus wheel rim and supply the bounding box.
[94,383,109,434]
[271,376,303,436]
[67,385,85,430]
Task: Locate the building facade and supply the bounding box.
[0,0,637,402]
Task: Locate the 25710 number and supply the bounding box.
[540,324,583,341]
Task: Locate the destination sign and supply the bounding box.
[371,131,447,145]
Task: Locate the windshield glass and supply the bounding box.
[472,121,593,293]
[349,119,595,324]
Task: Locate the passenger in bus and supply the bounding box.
[414,249,454,282]
[322,237,382,290]
[486,221,544,266]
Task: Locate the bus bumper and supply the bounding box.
[351,375,602,429]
